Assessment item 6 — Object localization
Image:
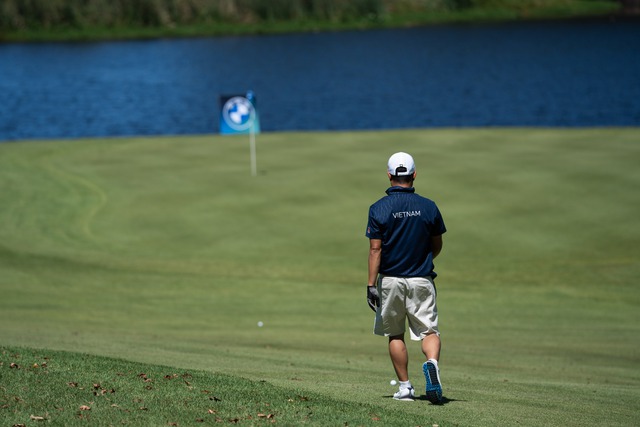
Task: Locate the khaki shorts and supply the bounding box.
[374,276,439,341]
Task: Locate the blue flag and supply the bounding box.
[219,91,261,135]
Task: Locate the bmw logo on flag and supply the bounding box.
[220,94,260,134]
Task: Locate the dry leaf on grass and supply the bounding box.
[258,413,275,419]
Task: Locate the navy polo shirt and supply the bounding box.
[366,186,446,278]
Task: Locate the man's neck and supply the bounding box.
[390,181,413,188]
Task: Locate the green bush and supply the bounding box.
[0,0,621,33]
[0,0,386,30]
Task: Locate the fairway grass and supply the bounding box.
[1,128,639,426]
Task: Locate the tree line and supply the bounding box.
[0,0,623,32]
[3,0,386,30]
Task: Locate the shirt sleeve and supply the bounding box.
[366,206,383,239]
[432,206,447,236]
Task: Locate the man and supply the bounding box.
[365,152,446,403]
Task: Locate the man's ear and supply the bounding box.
[412,171,417,180]
[387,172,393,180]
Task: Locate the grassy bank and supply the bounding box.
[1,128,639,425]
[0,0,622,42]
[2,347,432,426]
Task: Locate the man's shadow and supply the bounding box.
[417,395,460,405]
[383,395,461,405]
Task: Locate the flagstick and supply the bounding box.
[250,126,257,177]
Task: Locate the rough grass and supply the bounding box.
[1,347,430,426]
[0,128,639,426]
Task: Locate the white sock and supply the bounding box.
[399,380,412,389]
[428,358,439,368]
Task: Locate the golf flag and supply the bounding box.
[219,91,260,135]
[219,91,261,176]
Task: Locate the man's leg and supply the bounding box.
[389,334,416,400]
[422,332,443,403]
[421,332,440,361]
[389,334,409,381]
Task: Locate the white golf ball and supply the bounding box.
[390,380,397,386]
[257,321,264,327]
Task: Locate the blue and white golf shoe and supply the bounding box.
[423,360,442,404]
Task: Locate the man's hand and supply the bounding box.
[367,285,379,312]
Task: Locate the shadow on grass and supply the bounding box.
[382,395,461,405]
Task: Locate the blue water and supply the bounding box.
[1,20,639,141]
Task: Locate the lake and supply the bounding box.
[0,19,638,142]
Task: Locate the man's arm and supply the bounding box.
[368,238,382,285]
[431,235,443,259]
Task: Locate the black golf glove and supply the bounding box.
[367,285,379,312]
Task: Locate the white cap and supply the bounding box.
[387,152,415,176]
